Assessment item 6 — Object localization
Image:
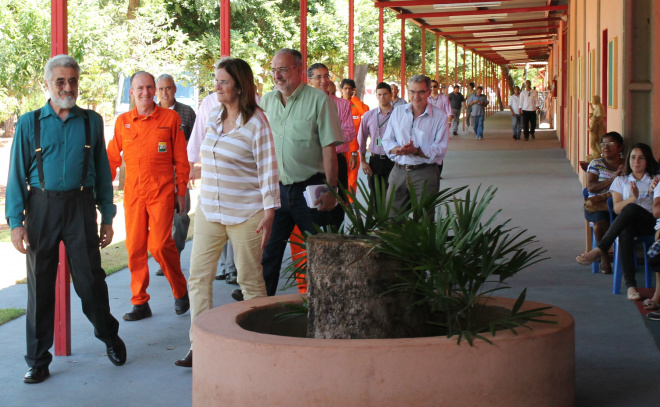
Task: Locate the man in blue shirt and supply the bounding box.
[6,55,126,383]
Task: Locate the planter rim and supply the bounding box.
[194,294,574,348]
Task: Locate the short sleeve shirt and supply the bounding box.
[586,158,619,197]
[260,83,344,185]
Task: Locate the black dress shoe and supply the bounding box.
[24,366,49,383]
[123,303,152,321]
[531,133,535,139]
[106,335,127,366]
[155,269,164,276]
[174,350,193,368]
[215,273,227,280]
[174,292,190,315]
[226,272,238,285]
[231,289,244,302]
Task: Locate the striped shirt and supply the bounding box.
[329,94,356,154]
[199,106,281,225]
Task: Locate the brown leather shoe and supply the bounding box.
[175,350,192,368]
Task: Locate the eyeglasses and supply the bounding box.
[601,142,617,148]
[51,78,78,88]
[213,79,233,86]
[310,74,331,81]
[270,65,299,75]
[408,89,429,96]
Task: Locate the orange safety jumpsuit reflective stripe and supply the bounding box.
[108,106,189,305]
[345,97,369,198]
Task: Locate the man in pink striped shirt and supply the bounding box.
[307,62,355,228]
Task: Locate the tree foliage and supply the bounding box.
[0,0,510,120]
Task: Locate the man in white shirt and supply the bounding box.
[381,75,449,215]
[508,86,522,140]
[518,80,541,140]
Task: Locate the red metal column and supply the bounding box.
[220,0,230,56]
[462,49,466,130]
[401,18,406,98]
[421,28,426,76]
[435,34,440,82]
[445,38,449,90]
[348,0,354,78]
[300,0,307,79]
[51,0,71,357]
[453,41,457,86]
[378,7,384,82]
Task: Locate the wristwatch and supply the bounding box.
[351,152,358,157]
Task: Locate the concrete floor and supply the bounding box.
[1,112,658,407]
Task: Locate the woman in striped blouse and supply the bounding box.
[175,58,280,368]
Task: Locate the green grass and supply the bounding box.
[0,308,26,326]
[0,229,10,243]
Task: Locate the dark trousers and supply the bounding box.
[522,110,537,139]
[25,188,119,367]
[328,154,348,230]
[261,174,329,296]
[368,154,395,210]
[597,203,655,288]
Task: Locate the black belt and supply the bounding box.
[287,173,326,189]
[30,186,93,198]
[371,154,389,160]
[394,163,435,171]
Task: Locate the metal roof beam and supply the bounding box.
[375,0,518,7]
[421,17,561,29]
[395,5,568,19]
[439,25,559,36]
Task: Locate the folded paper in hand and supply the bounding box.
[303,185,337,209]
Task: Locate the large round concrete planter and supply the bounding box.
[193,294,575,407]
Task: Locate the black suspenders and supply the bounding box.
[33,108,91,191]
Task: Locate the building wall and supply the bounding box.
[559,0,632,181]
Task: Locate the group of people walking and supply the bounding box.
[6,50,460,381]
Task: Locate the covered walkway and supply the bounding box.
[0,113,658,406]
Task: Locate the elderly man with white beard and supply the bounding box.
[6,54,126,384]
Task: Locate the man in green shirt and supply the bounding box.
[259,48,344,296]
[6,55,126,383]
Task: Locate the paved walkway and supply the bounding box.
[1,112,659,407]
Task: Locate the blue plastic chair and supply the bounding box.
[583,188,599,274]
[607,197,655,294]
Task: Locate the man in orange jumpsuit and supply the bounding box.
[108,71,190,321]
[340,79,369,196]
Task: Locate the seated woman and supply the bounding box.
[175,58,281,368]
[577,143,659,301]
[584,132,625,274]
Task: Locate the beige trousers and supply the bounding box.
[188,202,267,343]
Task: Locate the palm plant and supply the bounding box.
[375,185,553,345]
[280,180,553,345]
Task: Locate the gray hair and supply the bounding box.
[44,54,80,81]
[307,62,328,78]
[276,49,303,67]
[407,75,431,90]
[156,73,175,84]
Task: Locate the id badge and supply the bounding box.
[158,142,167,153]
[376,137,382,146]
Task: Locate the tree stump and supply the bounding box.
[306,234,432,339]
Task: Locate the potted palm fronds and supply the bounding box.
[191,180,576,407]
